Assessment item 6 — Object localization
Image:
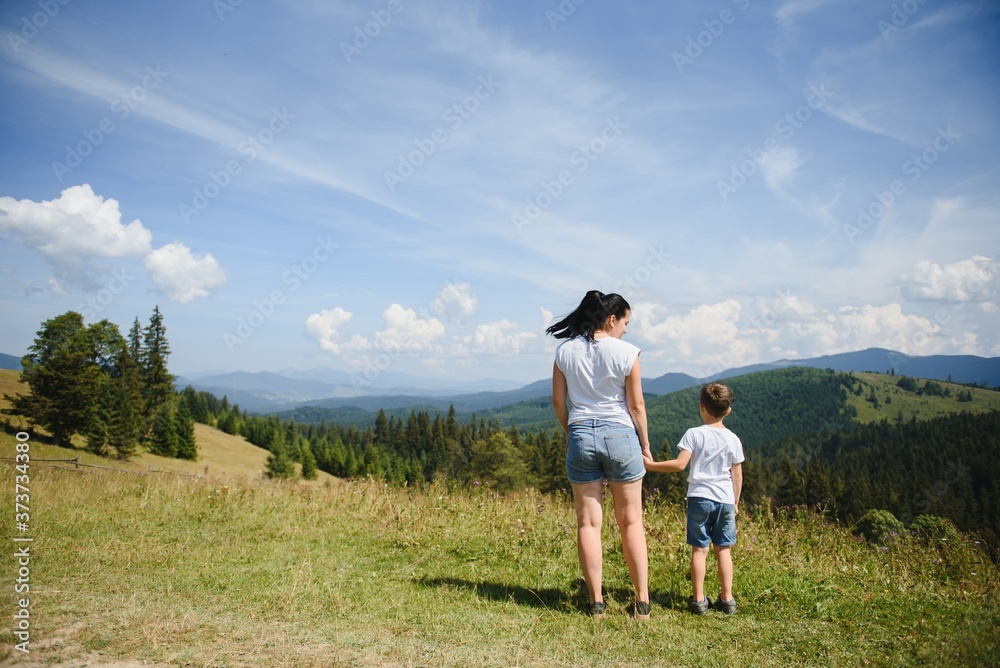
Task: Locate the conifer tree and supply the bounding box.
[299,439,318,480]
[149,402,178,457]
[265,423,295,479]
[174,401,198,460]
[6,312,101,445]
[142,306,174,425]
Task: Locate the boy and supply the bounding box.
[643,382,744,615]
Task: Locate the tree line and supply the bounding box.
[3,308,195,460]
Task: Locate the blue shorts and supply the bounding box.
[566,419,645,484]
[686,497,737,548]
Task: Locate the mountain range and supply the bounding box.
[3,346,997,414]
[177,347,1000,413]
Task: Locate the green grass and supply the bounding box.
[847,371,1000,424]
[2,424,997,667]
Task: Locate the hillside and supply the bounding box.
[0,459,996,667]
[0,369,336,484]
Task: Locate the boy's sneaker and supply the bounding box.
[714,597,737,615]
[687,596,712,615]
[588,601,606,618]
[633,600,651,620]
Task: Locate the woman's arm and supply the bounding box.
[552,362,569,436]
[625,356,652,458]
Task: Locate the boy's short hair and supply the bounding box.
[700,382,733,418]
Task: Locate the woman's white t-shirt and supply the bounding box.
[555,335,640,427]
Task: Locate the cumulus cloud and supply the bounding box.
[630,296,981,377]
[143,242,227,304]
[464,320,537,355]
[431,282,477,320]
[373,304,446,352]
[305,307,353,353]
[0,185,228,303]
[898,255,997,304]
[0,184,152,281]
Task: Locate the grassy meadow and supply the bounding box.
[2,419,998,667]
[846,371,1000,424]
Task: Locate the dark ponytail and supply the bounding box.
[545,290,631,340]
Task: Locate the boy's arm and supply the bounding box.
[644,449,691,473]
[731,462,743,514]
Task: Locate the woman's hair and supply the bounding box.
[700,382,733,418]
[545,291,631,340]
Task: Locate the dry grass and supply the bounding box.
[0,369,337,485]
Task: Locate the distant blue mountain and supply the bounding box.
[0,353,22,371]
[708,348,1000,387]
[165,347,1000,416]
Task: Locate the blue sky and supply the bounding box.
[1,0,998,387]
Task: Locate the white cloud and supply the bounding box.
[762,147,804,191]
[898,255,997,304]
[373,304,446,353]
[305,307,353,353]
[0,184,152,281]
[464,320,537,355]
[143,242,227,304]
[431,282,477,320]
[775,0,841,30]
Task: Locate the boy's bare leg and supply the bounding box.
[572,481,605,603]
[609,479,649,604]
[714,545,733,601]
[690,546,709,602]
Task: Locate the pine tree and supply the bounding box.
[174,401,198,460]
[149,403,178,457]
[142,306,174,426]
[265,423,296,479]
[5,312,102,445]
[299,439,318,480]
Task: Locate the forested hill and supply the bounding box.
[646,367,855,454]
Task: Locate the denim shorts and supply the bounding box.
[565,419,645,484]
[686,497,737,548]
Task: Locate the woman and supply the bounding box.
[547,290,652,619]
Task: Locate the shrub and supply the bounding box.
[910,514,961,545]
[852,509,905,543]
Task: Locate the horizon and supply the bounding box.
[1,1,998,384]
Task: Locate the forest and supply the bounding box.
[7,311,1000,557]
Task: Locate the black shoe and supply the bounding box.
[588,601,606,618]
[687,596,711,615]
[634,600,651,619]
[715,597,737,615]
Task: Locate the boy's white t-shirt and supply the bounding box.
[554,335,640,427]
[677,424,745,504]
